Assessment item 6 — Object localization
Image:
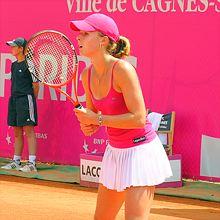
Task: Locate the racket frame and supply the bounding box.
[25,30,81,108]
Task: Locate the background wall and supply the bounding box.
[0,0,220,181]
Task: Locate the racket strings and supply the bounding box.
[26,32,77,85]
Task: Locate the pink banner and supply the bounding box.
[0,0,220,181]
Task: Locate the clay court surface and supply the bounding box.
[0,175,219,220]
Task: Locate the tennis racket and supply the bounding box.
[25,30,82,109]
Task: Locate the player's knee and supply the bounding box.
[23,128,35,137]
[125,211,149,220]
[125,205,149,218]
[14,128,23,138]
[24,131,35,138]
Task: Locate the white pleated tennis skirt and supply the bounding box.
[99,136,173,192]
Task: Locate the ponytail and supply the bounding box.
[106,36,130,59]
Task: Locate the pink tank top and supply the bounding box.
[88,61,156,148]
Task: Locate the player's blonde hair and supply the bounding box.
[106,36,130,59]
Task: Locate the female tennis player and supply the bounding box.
[71,13,172,220]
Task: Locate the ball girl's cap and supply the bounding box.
[70,13,120,42]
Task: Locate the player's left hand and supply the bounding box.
[74,108,98,125]
[79,123,99,136]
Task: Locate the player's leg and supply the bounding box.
[124,185,155,220]
[23,125,37,156]
[1,126,24,170]
[94,184,125,220]
[1,97,23,170]
[14,126,24,159]
[17,95,38,172]
[19,125,37,172]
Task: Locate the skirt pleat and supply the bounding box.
[99,136,173,192]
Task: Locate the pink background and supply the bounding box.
[0,0,220,181]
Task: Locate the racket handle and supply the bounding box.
[75,103,83,109]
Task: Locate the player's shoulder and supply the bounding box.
[114,59,137,80]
